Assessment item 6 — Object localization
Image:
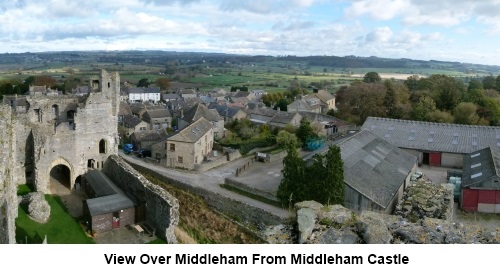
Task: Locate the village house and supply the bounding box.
[178,89,197,99]
[178,103,224,139]
[154,117,214,170]
[142,106,172,130]
[208,104,247,123]
[130,129,168,151]
[127,87,161,103]
[122,114,149,136]
[298,88,336,114]
[287,98,322,114]
[268,111,302,128]
[161,93,182,102]
[118,101,132,123]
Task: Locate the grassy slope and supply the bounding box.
[138,170,265,244]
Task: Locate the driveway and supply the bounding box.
[119,152,289,219]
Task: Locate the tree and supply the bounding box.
[137,78,150,87]
[411,95,436,121]
[496,75,500,92]
[276,130,298,149]
[155,78,170,91]
[34,75,56,87]
[453,102,479,125]
[296,120,317,146]
[363,72,381,83]
[404,75,419,91]
[324,145,344,205]
[277,142,305,206]
[483,75,496,90]
[468,79,483,92]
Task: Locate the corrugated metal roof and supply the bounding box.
[362,117,500,154]
[337,130,417,209]
[462,147,500,188]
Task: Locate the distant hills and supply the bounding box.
[1,51,499,75]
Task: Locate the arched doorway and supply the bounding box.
[50,164,71,191]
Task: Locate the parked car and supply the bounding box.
[123,144,134,154]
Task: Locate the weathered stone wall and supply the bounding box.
[92,213,113,233]
[20,70,121,193]
[0,105,17,244]
[128,162,286,227]
[224,177,278,202]
[103,155,179,243]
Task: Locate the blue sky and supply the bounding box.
[1,0,500,65]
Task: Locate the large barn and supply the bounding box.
[362,117,500,168]
[336,130,418,214]
[461,147,500,213]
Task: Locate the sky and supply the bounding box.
[2,0,500,65]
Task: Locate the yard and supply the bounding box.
[15,185,95,244]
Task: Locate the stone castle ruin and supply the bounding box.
[0,70,178,244]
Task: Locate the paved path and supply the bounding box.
[119,151,289,219]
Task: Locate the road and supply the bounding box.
[118,151,289,219]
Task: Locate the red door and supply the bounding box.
[429,152,441,166]
[112,216,120,228]
[462,189,479,212]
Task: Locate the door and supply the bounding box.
[112,212,120,229]
[429,152,441,166]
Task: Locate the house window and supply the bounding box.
[177,156,183,163]
[156,153,161,160]
[170,144,175,151]
[195,156,198,164]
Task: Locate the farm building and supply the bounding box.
[336,130,418,214]
[82,170,137,233]
[461,147,500,213]
[362,117,500,168]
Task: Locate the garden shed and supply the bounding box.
[82,170,137,233]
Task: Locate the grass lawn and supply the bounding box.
[15,194,95,244]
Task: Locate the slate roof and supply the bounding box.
[182,103,222,123]
[144,106,171,119]
[85,170,124,197]
[208,104,245,119]
[199,95,216,104]
[84,170,136,217]
[462,147,500,188]
[245,108,277,117]
[127,87,160,94]
[337,130,417,209]
[123,114,144,128]
[168,117,212,143]
[269,112,301,125]
[86,194,136,216]
[298,112,353,127]
[118,101,132,116]
[131,129,168,142]
[162,93,182,101]
[362,117,500,154]
[288,99,321,111]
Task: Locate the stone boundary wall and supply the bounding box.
[224,177,279,202]
[268,150,287,163]
[194,150,242,172]
[103,155,179,243]
[127,161,286,227]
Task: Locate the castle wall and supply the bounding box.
[0,105,17,244]
[102,155,179,243]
